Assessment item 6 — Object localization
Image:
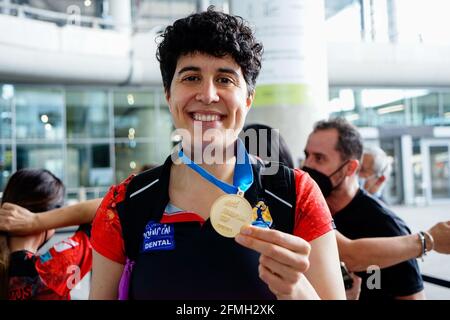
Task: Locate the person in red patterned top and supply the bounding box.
[0,169,92,300]
[88,8,345,300]
[90,165,334,266]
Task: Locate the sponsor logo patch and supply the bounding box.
[141,221,175,252]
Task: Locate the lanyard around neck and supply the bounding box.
[178,139,253,195]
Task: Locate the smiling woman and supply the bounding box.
[89,6,345,300]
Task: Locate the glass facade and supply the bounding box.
[429,145,450,199]
[330,88,450,128]
[0,85,173,200]
[330,87,450,204]
[66,90,110,139]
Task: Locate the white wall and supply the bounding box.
[328,42,450,87]
[2,14,450,87]
[0,15,130,84]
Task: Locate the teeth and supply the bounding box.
[192,113,221,122]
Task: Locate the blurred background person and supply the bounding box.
[0,169,93,300]
[359,146,392,203]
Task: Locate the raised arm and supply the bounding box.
[337,221,450,272]
[0,199,102,235]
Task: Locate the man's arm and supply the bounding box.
[336,231,421,271]
[0,199,102,235]
[335,220,450,272]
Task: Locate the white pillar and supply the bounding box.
[231,0,329,166]
[109,0,132,33]
[401,135,414,205]
[387,0,398,43]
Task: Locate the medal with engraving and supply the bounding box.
[178,140,254,237]
[210,193,253,238]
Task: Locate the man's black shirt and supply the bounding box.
[333,189,423,300]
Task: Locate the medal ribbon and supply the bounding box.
[178,139,253,195]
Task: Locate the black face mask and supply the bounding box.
[302,161,349,198]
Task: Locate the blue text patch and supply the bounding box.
[141,221,175,252]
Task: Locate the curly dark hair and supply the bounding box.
[313,118,363,162]
[156,6,263,96]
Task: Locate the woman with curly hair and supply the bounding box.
[88,7,345,300]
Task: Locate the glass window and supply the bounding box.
[380,138,403,204]
[0,144,12,192]
[429,145,450,199]
[66,90,110,138]
[15,88,64,140]
[114,91,173,140]
[0,85,13,139]
[16,144,64,180]
[67,144,112,188]
[115,141,170,183]
[329,88,446,127]
[442,92,450,124]
[114,91,156,138]
[412,93,439,126]
[412,139,424,200]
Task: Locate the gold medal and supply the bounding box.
[210,194,253,238]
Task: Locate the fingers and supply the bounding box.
[239,225,311,254]
[259,254,302,283]
[0,207,13,232]
[236,233,309,271]
[258,264,296,297]
[0,202,35,234]
[235,226,310,272]
[235,226,312,298]
[1,202,19,210]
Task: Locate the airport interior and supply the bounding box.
[0,0,449,300]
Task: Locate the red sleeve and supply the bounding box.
[90,176,134,265]
[293,169,334,242]
[35,230,92,297]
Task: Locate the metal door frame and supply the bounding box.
[421,139,450,204]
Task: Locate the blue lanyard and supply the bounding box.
[178,139,254,195]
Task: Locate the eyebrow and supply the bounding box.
[177,66,200,76]
[305,150,327,158]
[176,66,240,78]
[218,68,240,78]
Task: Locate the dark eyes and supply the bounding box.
[304,152,324,163]
[181,76,235,85]
[217,77,234,84]
[183,76,200,82]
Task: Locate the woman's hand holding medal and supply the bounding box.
[235,225,319,300]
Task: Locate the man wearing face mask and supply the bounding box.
[302,118,425,300]
[359,146,392,203]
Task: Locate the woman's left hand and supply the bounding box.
[235,225,318,299]
[0,202,39,235]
